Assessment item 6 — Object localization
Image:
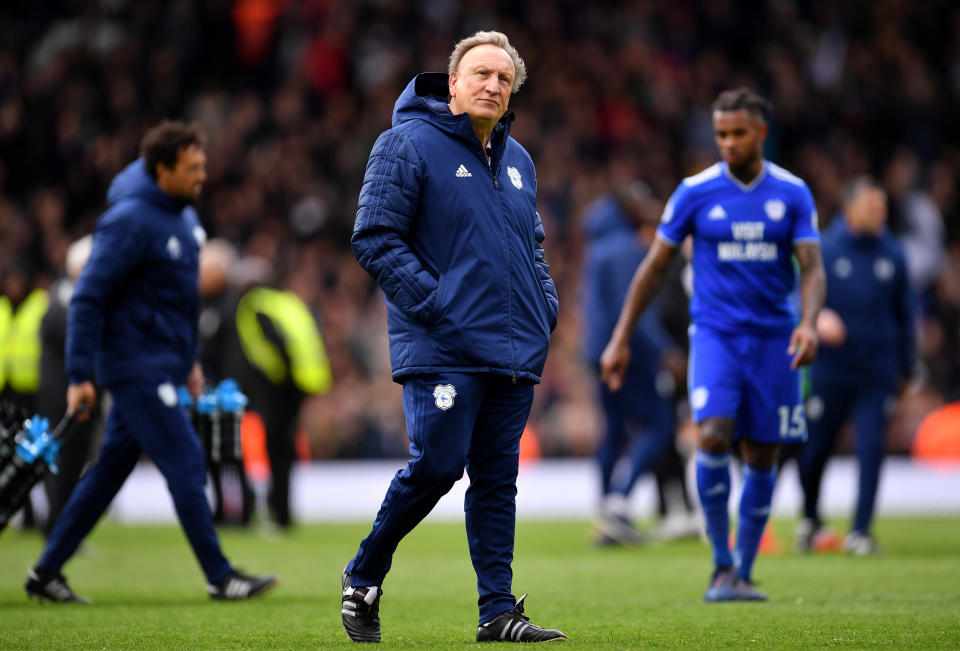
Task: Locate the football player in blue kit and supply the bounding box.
[601,88,826,601]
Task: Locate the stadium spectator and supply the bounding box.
[580,180,695,545]
[340,32,565,643]
[24,121,277,603]
[600,89,826,602]
[196,239,256,526]
[0,1,958,460]
[797,177,914,555]
[233,273,333,529]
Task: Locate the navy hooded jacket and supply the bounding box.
[580,196,674,370]
[352,73,559,383]
[812,216,914,386]
[67,158,204,387]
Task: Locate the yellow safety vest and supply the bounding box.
[0,296,11,391]
[235,287,332,394]
[2,288,49,394]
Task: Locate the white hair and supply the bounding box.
[448,31,527,93]
[66,235,93,280]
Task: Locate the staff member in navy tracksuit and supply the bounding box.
[24,122,276,603]
[796,177,914,555]
[340,31,566,644]
[581,182,690,545]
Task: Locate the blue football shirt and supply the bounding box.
[657,161,820,336]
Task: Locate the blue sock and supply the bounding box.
[735,464,777,582]
[696,450,732,569]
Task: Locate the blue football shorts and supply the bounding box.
[687,323,807,443]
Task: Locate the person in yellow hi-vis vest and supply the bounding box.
[234,284,332,529]
[0,270,49,530]
[1,270,49,413]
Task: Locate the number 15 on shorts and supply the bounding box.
[778,404,805,439]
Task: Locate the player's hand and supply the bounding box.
[788,323,819,370]
[66,382,96,421]
[815,308,847,346]
[187,363,204,399]
[600,339,631,392]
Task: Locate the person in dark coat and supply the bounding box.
[581,182,695,544]
[340,31,565,644]
[796,177,914,555]
[24,121,276,603]
[37,235,104,536]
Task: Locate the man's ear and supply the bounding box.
[756,120,769,141]
[448,72,457,99]
[155,161,172,181]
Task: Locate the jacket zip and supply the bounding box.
[478,136,517,381]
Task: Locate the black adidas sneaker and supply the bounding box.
[24,567,91,604]
[207,569,279,600]
[477,595,566,643]
[341,569,382,643]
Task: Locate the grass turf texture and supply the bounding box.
[1,517,958,648]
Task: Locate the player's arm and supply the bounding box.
[788,241,826,369]
[600,236,678,391]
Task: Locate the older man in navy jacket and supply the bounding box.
[796,177,914,555]
[341,31,564,643]
[25,122,276,604]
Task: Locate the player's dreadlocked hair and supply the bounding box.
[712,88,772,122]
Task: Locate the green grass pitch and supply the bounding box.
[1,517,958,648]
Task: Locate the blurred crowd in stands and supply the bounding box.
[1,0,957,459]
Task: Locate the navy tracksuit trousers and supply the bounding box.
[38,378,231,583]
[346,372,533,625]
[595,362,675,498]
[799,372,896,535]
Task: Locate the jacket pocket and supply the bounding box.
[424,273,447,328]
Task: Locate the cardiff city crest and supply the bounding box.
[507,166,523,189]
[433,384,457,411]
[764,198,786,221]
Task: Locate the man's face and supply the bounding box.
[847,186,888,236]
[713,109,767,173]
[448,44,515,128]
[157,144,207,202]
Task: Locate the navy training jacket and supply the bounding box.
[580,196,674,369]
[813,216,914,385]
[352,73,559,383]
[67,158,204,387]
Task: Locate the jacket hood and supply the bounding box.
[392,73,513,145]
[582,196,632,241]
[106,158,180,212]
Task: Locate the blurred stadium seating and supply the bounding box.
[0,0,957,460]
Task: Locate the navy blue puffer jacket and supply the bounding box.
[67,158,205,387]
[352,73,559,383]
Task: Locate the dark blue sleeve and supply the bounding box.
[533,210,559,331]
[351,129,439,325]
[66,209,146,383]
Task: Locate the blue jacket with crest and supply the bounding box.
[67,158,204,387]
[352,73,559,383]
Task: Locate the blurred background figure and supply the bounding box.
[1,267,47,416]
[232,263,332,529]
[581,181,697,545]
[797,177,915,555]
[196,238,255,526]
[37,235,104,536]
[0,266,49,528]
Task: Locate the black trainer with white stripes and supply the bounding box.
[24,567,91,604]
[341,569,382,643]
[207,569,279,600]
[477,595,566,643]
